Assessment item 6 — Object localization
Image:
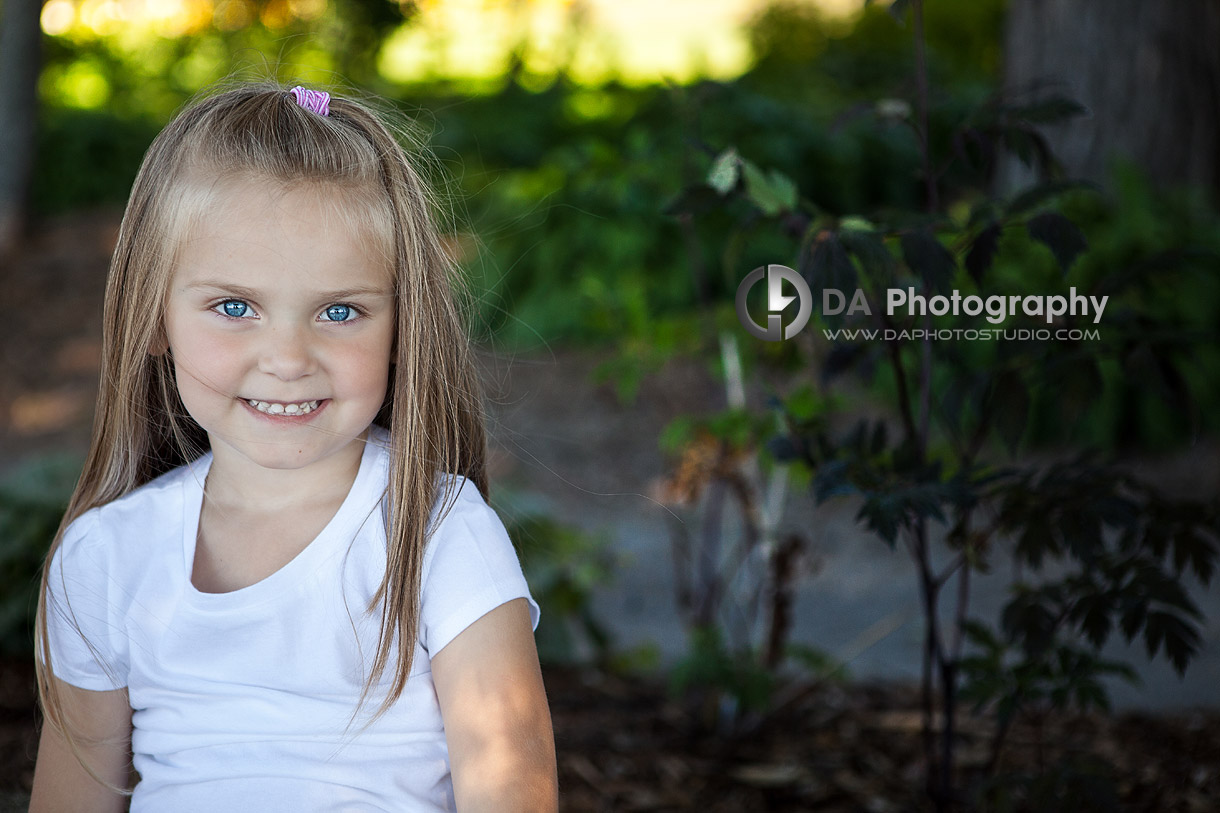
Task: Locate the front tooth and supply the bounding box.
[284,403,300,415]
[269,403,285,414]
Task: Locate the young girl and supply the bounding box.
[30,82,558,812]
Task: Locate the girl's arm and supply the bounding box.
[30,680,133,813]
[431,597,558,812]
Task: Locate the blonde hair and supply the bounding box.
[35,81,488,776]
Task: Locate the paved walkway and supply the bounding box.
[485,349,1220,712]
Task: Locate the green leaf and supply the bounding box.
[742,160,798,216]
[990,370,1029,454]
[1006,180,1096,217]
[1026,212,1088,274]
[707,148,740,194]
[659,417,697,455]
[784,386,825,422]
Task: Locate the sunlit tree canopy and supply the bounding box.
[36,0,876,114]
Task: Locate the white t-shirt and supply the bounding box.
[45,429,539,812]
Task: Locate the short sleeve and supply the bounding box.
[43,512,129,691]
[419,479,540,657]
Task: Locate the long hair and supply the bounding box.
[35,81,488,776]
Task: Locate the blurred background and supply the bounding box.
[1,0,1218,809]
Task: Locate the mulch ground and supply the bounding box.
[3,658,1217,811]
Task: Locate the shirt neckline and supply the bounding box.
[179,430,389,611]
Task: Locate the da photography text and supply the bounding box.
[735,265,1110,342]
[824,287,1109,325]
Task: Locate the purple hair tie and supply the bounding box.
[289,86,330,117]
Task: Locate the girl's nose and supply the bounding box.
[257,324,317,380]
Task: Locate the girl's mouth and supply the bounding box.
[245,398,321,416]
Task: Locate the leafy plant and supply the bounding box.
[661,0,1219,808]
[0,454,79,657]
[503,509,620,667]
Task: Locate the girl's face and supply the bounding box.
[163,179,395,479]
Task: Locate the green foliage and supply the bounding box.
[504,510,619,666]
[959,620,1139,723]
[0,455,79,657]
[668,626,777,719]
[660,407,777,459]
[669,628,845,732]
[33,109,159,214]
[660,3,1219,806]
[32,0,1016,354]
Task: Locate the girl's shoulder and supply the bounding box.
[423,472,507,564]
[62,455,209,559]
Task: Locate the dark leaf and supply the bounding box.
[887,0,911,23]
[900,228,957,294]
[820,341,869,382]
[814,460,857,502]
[858,495,903,547]
[961,618,1003,651]
[989,369,1029,454]
[1013,95,1089,125]
[1076,594,1113,649]
[1149,611,1200,676]
[965,222,1001,283]
[1003,128,1037,169]
[1002,125,1061,177]
[1181,530,1217,586]
[967,199,999,229]
[1147,349,1196,423]
[663,184,723,217]
[1027,212,1088,273]
[869,421,888,455]
[1049,356,1103,431]
[840,227,896,287]
[766,435,801,463]
[1017,517,1053,569]
[803,231,856,295]
[1119,595,1148,641]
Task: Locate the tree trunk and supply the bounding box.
[999,0,1220,195]
[0,0,42,257]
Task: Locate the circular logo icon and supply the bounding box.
[735,264,811,341]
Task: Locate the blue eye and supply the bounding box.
[324,304,354,322]
[219,300,249,318]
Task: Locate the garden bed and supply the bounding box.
[2,660,1217,811]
